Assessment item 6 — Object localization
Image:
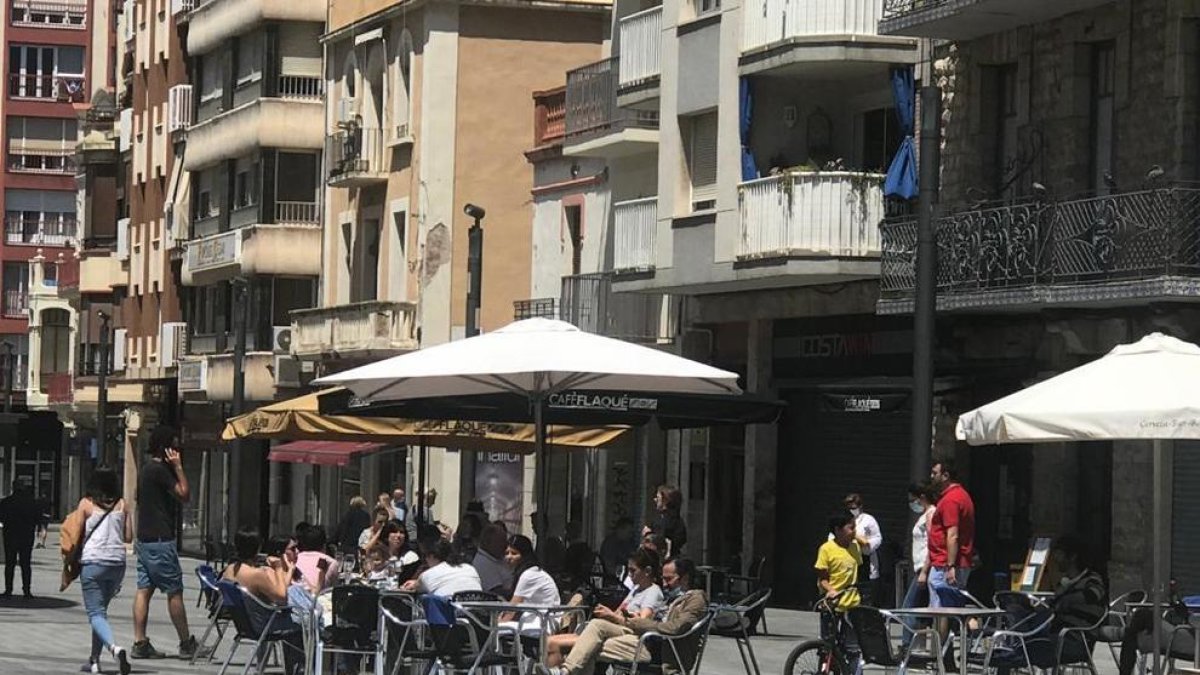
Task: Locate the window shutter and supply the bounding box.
[689,112,718,206]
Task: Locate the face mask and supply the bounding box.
[909,501,924,514]
[849,508,862,517]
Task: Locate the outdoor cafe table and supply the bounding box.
[455,600,590,673]
[889,606,1008,675]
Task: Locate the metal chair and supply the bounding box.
[600,608,715,675]
[1094,590,1147,666]
[314,584,380,675]
[709,588,772,675]
[192,565,231,665]
[847,606,944,675]
[379,593,435,675]
[979,595,1057,675]
[215,580,305,675]
[421,593,517,674]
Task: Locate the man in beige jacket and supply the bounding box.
[541,557,709,675]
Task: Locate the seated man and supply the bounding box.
[1118,599,1196,675]
[540,558,707,675]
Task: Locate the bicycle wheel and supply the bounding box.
[784,639,845,675]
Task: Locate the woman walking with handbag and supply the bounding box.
[77,467,133,674]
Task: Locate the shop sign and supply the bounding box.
[186,230,240,272]
[547,391,658,412]
[178,359,208,392]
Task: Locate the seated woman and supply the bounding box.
[545,548,665,667]
[401,535,482,596]
[222,527,304,675]
[383,522,421,581]
[498,535,561,637]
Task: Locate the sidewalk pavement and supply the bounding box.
[1,544,1125,674]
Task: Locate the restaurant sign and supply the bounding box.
[186,230,241,273]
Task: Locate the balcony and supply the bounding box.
[181,220,322,285]
[3,290,28,317]
[10,0,87,29]
[7,144,76,175]
[277,75,323,100]
[171,0,195,17]
[184,98,323,170]
[531,88,566,150]
[514,298,558,320]
[187,0,325,55]
[878,188,1200,314]
[290,301,419,361]
[564,57,659,160]
[4,215,77,248]
[878,0,1116,40]
[614,197,657,272]
[560,272,678,344]
[617,7,662,88]
[326,128,388,187]
[7,74,85,102]
[739,171,884,260]
[740,0,916,74]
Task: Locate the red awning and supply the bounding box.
[267,440,385,466]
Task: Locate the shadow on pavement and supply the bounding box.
[0,594,79,609]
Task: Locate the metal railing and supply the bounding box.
[513,298,558,320]
[8,73,85,101]
[6,147,76,174]
[171,0,195,15]
[565,57,659,142]
[11,0,87,28]
[4,215,78,247]
[739,171,885,259]
[560,272,679,343]
[533,88,566,147]
[275,201,320,224]
[618,6,663,86]
[744,0,884,50]
[3,289,28,317]
[614,197,658,271]
[881,0,955,19]
[880,188,1200,299]
[277,75,323,99]
[326,127,387,181]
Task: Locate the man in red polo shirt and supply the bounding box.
[928,458,975,607]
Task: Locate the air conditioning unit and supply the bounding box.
[113,328,128,372]
[272,326,292,354]
[116,217,130,261]
[160,322,188,369]
[338,97,358,125]
[274,355,301,388]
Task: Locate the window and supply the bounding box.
[2,263,29,317]
[683,112,719,211]
[1090,43,1116,193]
[199,54,223,103]
[0,334,29,392]
[39,308,71,375]
[8,45,84,98]
[235,33,260,86]
[191,282,231,336]
[193,169,217,224]
[351,219,381,303]
[393,30,415,138]
[6,117,77,174]
[861,107,902,174]
[4,189,75,245]
[988,64,1019,195]
[233,157,258,210]
[275,152,318,203]
[691,0,720,16]
[565,205,583,275]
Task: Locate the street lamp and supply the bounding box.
[463,203,485,338]
[2,341,14,414]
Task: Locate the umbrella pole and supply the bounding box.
[1152,439,1165,675]
[536,395,549,537]
[418,441,427,528]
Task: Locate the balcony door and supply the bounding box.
[39,308,71,379]
[2,263,28,318]
[351,218,381,303]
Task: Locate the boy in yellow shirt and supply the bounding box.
[814,510,867,637]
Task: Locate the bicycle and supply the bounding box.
[783,591,860,675]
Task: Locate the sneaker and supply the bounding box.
[79,657,100,673]
[177,635,204,660]
[113,646,131,675]
[22,590,33,599]
[130,639,166,659]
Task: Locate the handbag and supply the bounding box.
[60,504,114,592]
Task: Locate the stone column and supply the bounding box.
[741,319,776,576]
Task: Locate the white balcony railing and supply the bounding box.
[277,75,323,99]
[291,301,419,358]
[739,171,884,258]
[617,6,663,87]
[11,0,87,28]
[275,201,320,224]
[171,0,195,16]
[742,0,884,50]
[614,197,657,271]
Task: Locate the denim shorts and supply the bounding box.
[928,566,970,608]
[135,540,184,594]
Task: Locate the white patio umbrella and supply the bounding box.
[956,332,1200,675]
[314,317,742,527]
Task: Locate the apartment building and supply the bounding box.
[0,0,96,512]
[548,0,918,601]
[878,0,1200,597]
[170,0,325,543]
[288,0,609,534]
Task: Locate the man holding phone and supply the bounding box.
[130,425,200,659]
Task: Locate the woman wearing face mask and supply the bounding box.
[899,483,938,650]
[841,492,882,605]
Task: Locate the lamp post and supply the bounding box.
[97,310,110,465]
[461,203,485,507]
[229,277,248,534]
[2,341,13,414]
[910,84,941,482]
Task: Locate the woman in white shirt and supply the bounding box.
[402,536,482,596]
[499,535,561,636]
[900,482,937,649]
[545,548,664,667]
[77,467,133,675]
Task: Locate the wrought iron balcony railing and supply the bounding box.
[879,188,1200,308]
[565,57,659,143]
[514,298,558,320]
[560,272,679,343]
